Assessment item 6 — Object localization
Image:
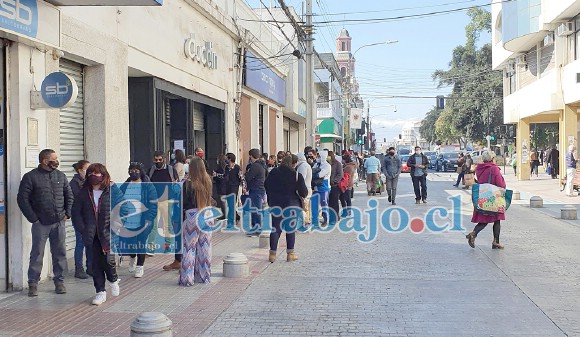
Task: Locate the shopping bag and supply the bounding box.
[471,170,512,215]
[456,166,463,174]
[464,173,475,187]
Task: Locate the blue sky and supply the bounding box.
[245,0,492,146]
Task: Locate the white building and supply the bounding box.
[492,0,580,180]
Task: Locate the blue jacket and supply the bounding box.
[364,156,381,174]
[383,154,402,178]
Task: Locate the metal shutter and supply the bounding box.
[193,103,204,131]
[59,59,85,256]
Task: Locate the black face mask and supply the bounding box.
[47,160,59,170]
[129,172,141,181]
[88,175,104,186]
[389,152,395,156]
[155,162,164,169]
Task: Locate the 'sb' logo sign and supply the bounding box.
[41,72,78,109]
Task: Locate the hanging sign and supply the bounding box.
[40,72,78,108]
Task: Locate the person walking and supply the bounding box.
[328,151,343,221]
[340,154,356,214]
[296,153,313,225]
[383,147,401,205]
[17,149,74,297]
[173,149,187,181]
[453,153,466,188]
[72,163,123,305]
[363,150,381,196]
[407,146,429,204]
[245,149,267,235]
[265,155,308,263]
[511,152,517,176]
[565,145,578,197]
[547,145,560,179]
[119,163,158,278]
[465,151,507,250]
[179,157,214,286]
[463,154,474,190]
[71,159,91,279]
[530,148,540,177]
[224,153,242,221]
[312,150,331,225]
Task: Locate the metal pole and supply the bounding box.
[367,100,370,151]
[305,0,315,146]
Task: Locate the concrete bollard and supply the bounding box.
[130,312,173,337]
[223,253,249,278]
[530,196,543,208]
[561,205,578,220]
[512,190,521,200]
[258,231,270,249]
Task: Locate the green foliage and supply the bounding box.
[430,7,503,144]
[419,107,441,144]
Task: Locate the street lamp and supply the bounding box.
[353,40,399,57]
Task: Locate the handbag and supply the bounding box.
[471,168,513,215]
[464,173,475,187]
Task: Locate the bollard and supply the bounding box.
[130,312,173,337]
[223,253,249,278]
[512,190,521,201]
[530,196,543,208]
[561,205,578,220]
[258,231,270,249]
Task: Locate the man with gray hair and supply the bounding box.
[363,150,381,196]
[565,144,578,197]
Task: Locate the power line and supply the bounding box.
[313,0,480,16]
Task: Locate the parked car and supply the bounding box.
[424,151,437,169]
[469,150,485,165]
[398,148,411,156]
[400,155,411,173]
[435,152,460,172]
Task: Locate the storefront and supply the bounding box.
[239,50,286,165]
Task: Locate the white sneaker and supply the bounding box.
[109,280,120,297]
[134,266,144,278]
[92,291,107,305]
[128,257,136,273]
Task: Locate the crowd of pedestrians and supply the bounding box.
[16,145,516,306]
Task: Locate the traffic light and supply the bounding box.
[357,136,363,145]
[491,135,496,141]
[436,95,445,110]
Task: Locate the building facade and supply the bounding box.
[493,0,580,180]
[315,53,343,153]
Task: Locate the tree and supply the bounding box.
[419,107,441,144]
[432,7,503,144]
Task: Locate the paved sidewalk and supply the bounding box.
[0,230,283,336]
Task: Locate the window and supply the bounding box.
[341,67,346,77]
[341,41,345,51]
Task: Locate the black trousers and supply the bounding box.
[473,220,501,242]
[92,236,118,293]
[129,254,146,266]
[411,175,427,201]
[329,185,341,220]
[339,188,352,212]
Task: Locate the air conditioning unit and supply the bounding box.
[557,22,575,36]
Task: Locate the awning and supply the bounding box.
[318,134,342,139]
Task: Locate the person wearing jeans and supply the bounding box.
[313,150,331,224]
[328,151,343,222]
[70,159,91,279]
[565,145,578,197]
[17,149,74,297]
[245,148,267,235]
[407,146,429,204]
[453,153,465,188]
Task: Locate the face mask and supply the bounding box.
[389,152,395,156]
[170,154,175,160]
[79,170,87,179]
[48,160,59,170]
[316,158,321,163]
[197,151,204,158]
[88,175,104,186]
[129,172,140,181]
[155,162,164,169]
[416,151,422,155]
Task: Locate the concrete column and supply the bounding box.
[516,118,530,181]
[250,97,259,149]
[559,105,577,180]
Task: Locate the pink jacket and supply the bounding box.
[471,162,506,223]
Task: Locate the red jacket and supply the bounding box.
[471,162,506,223]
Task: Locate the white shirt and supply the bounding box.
[92,189,104,210]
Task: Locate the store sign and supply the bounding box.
[244,50,286,106]
[44,0,162,5]
[184,36,218,70]
[41,72,78,108]
[0,0,39,38]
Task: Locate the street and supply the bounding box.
[1,173,580,336]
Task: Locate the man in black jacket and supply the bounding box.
[17,149,74,297]
[245,148,267,235]
[407,146,430,204]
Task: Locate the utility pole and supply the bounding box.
[305,0,315,146]
[367,100,370,151]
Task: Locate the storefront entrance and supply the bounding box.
[129,77,225,171]
[0,40,6,290]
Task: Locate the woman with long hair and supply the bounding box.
[71,159,91,279]
[72,163,124,305]
[179,157,214,286]
[174,149,187,181]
